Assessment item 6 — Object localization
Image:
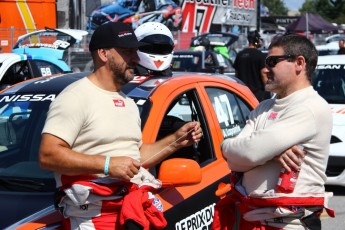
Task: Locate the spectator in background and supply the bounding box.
[233,30,270,102]
[337,39,345,54]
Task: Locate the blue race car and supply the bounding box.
[87,0,182,31]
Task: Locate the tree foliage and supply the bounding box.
[262,0,288,16]
[300,0,345,24]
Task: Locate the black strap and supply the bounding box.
[301,210,322,230]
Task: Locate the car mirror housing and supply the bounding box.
[158,158,202,187]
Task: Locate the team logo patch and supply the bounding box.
[154,60,163,68]
[152,197,163,212]
[268,112,278,120]
[148,192,163,212]
[113,99,125,107]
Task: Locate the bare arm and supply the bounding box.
[39,133,141,181]
[140,121,202,168]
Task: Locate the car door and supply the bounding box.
[143,78,255,229]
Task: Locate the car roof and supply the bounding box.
[0,53,23,63]
[317,55,345,64]
[1,71,244,98]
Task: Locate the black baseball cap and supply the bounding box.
[89,22,147,52]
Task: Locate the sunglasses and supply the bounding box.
[265,55,296,68]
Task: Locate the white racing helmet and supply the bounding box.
[134,22,174,71]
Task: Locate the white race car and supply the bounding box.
[315,41,339,56]
[312,55,345,187]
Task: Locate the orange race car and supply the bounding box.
[0,71,258,229]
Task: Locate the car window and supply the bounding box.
[312,66,345,104]
[156,89,214,166]
[205,53,215,67]
[0,98,55,192]
[205,87,251,139]
[171,53,202,72]
[32,60,64,77]
[1,61,31,87]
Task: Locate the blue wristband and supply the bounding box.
[104,156,110,176]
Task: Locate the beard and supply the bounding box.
[108,55,135,85]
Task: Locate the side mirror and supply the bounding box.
[158,158,202,187]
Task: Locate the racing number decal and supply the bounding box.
[53,40,70,49]
[40,68,52,76]
[181,2,215,33]
[213,93,241,138]
[213,94,234,126]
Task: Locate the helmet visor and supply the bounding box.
[139,34,174,55]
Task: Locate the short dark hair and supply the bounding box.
[247,30,261,46]
[268,34,318,81]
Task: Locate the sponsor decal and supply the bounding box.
[130,76,149,83]
[268,111,278,120]
[118,31,133,37]
[148,192,164,212]
[174,55,194,58]
[154,60,163,68]
[34,75,62,84]
[0,94,56,102]
[113,99,125,107]
[175,203,215,230]
[316,64,345,69]
[222,124,241,138]
[153,79,164,86]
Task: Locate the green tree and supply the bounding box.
[300,0,345,24]
[262,0,288,16]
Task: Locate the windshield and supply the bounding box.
[0,93,151,192]
[0,96,55,192]
[172,53,202,72]
[312,65,345,104]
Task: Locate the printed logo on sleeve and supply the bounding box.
[113,99,125,107]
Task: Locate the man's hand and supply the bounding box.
[108,156,141,181]
[274,145,306,172]
[174,121,203,148]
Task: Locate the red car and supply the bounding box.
[1,71,258,229]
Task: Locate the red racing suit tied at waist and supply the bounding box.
[56,174,167,230]
[212,173,335,230]
[212,187,335,230]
